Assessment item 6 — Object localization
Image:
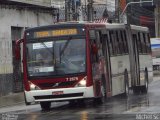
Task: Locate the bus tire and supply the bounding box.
[124,69,129,97]
[133,86,140,94]
[141,69,149,93]
[40,102,51,111]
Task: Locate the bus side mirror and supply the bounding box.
[15,39,23,60]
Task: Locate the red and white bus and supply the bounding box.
[15,22,153,110]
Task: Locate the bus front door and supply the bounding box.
[101,33,112,97]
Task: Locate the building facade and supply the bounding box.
[0,0,55,96]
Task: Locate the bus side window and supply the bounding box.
[138,32,143,53]
[122,30,128,54]
[117,30,122,54]
[89,30,97,63]
[109,31,115,56]
[146,33,151,53]
[96,31,103,57]
[133,34,137,47]
[101,34,109,57]
[143,32,147,53]
[120,30,125,54]
[115,31,120,54]
[140,32,147,53]
[90,31,102,63]
[90,39,97,63]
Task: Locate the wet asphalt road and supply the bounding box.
[0,76,160,120]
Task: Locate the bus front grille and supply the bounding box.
[38,81,76,89]
[34,93,83,100]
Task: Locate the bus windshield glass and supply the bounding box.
[26,38,86,77]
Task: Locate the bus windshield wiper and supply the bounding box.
[60,37,72,57]
[40,42,54,55]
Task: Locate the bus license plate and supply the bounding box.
[52,91,63,95]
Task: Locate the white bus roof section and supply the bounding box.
[105,23,126,29]
[131,25,149,32]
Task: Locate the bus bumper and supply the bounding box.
[25,86,94,103]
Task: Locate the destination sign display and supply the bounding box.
[34,29,78,38]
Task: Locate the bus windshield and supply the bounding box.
[26,38,86,77]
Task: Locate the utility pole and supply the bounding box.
[115,0,120,23]
[87,0,93,21]
[65,0,72,21]
[78,3,83,21]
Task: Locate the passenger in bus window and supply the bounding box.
[91,40,98,62]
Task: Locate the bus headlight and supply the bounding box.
[29,81,41,90]
[75,77,87,87]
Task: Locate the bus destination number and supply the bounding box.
[35,29,77,38]
[66,77,78,82]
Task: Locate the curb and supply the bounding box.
[0,92,24,108]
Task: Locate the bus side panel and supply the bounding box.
[110,55,130,96]
[139,55,153,85]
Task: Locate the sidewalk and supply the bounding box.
[0,92,24,108]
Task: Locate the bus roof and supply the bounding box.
[25,22,124,32]
[131,25,149,32]
[25,21,148,32]
[25,22,86,32]
[105,23,126,29]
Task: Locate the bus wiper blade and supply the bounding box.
[60,37,72,56]
[40,42,53,55]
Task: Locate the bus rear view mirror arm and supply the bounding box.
[15,39,24,60]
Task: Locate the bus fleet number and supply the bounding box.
[66,77,78,82]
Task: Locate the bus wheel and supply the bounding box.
[40,102,51,111]
[124,69,129,97]
[141,69,149,93]
[133,87,140,94]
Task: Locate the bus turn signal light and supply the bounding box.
[29,81,41,91]
[75,77,87,87]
